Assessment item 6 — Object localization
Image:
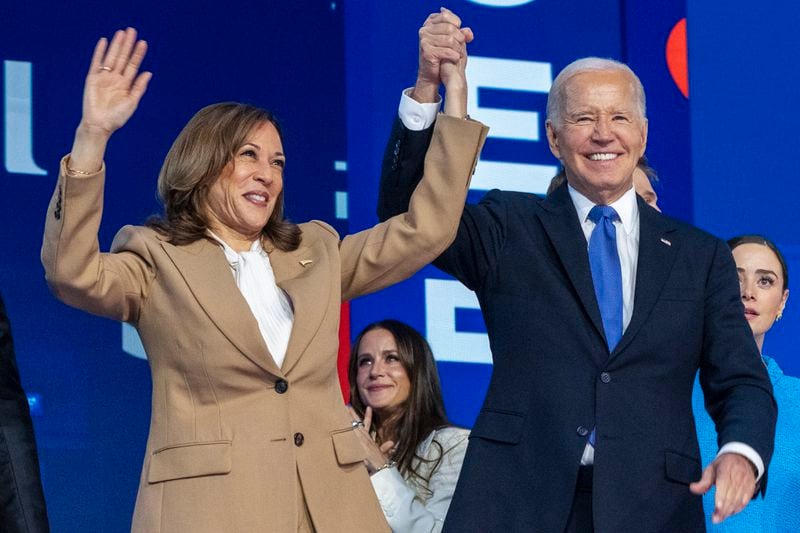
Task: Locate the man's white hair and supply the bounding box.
[546,57,646,127]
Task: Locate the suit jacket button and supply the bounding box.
[275,379,288,394]
[576,426,589,437]
[294,432,304,446]
[600,372,611,384]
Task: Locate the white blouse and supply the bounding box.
[211,233,294,368]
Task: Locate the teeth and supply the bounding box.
[589,153,618,161]
[246,193,266,202]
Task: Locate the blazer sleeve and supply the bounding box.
[377,117,435,222]
[41,157,155,324]
[698,238,777,491]
[432,190,509,292]
[370,429,469,533]
[375,114,511,292]
[339,115,488,301]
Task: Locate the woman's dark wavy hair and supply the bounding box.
[727,235,789,291]
[146,102,301,251]
[348,320,452,491]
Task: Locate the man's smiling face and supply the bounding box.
[546,69,648,205]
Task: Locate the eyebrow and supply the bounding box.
[241,143,285,158]
[737,267,778,277]
[357,349,398,357]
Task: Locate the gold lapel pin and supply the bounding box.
[660,238,672,246]
[299,260,313,267]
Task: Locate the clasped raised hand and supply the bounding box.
[413,7,473,105]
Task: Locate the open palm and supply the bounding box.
[81,27,151,136]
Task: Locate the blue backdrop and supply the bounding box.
[0,0,796,530]
[688,0,800,375]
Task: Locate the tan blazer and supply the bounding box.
[41,115,487,532]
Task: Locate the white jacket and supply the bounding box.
[370,427,469,532]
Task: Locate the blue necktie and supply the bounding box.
[588,205,623,351]
[586,205,623,447]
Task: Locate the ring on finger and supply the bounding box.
[99,66,112,72]
[351,419,365,428]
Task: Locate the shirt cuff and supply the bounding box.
[398,87,441,131]
[717,442,764,481]
[369,466,408,520]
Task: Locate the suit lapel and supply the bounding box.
[537,185,607,359]
[269,241,329,376]
[161,238,283,377]
[612,199,678,357]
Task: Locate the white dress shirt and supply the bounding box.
[210,233,294,369]
[569,184,639,332]
[396,91,764,479]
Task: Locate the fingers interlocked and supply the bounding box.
[420,8,470,67]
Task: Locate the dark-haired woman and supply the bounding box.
[693,235,797,531]
[41,29,486,532]
[348,320,468,532]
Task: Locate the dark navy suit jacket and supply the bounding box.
[377,119,776,533]
[0,295,49,532]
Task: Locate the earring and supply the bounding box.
[776,312,783,322]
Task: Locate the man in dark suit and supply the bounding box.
[376,9,776,532]
[0,295,49,532]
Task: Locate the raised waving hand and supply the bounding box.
[69,28,151,174]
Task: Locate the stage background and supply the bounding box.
[0,0,795,530]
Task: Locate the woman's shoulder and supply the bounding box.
[299,220,339,242]
[429,426,469,450]
[117,224,158,236]
[409,427,469,489]
[111,224,164,250]
[765,356,800,392]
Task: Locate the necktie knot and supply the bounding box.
[588,205,619,224]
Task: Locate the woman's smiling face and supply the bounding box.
[205,120,285,249]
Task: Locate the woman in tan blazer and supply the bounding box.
[41,28,486,532]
